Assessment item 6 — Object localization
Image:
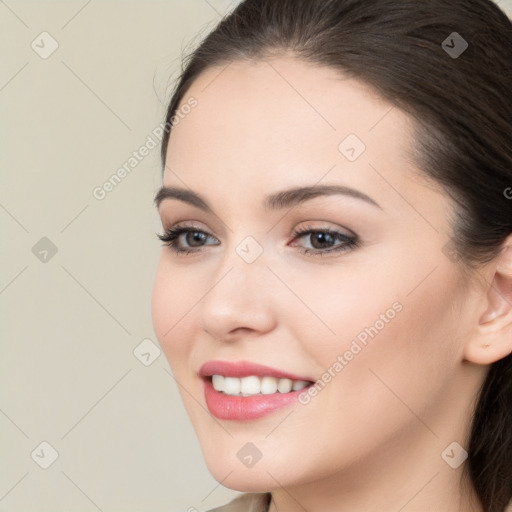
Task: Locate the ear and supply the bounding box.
[464,243,512,365]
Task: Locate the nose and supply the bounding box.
[197,246,277,342]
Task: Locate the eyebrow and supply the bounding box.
[154,184,382,212]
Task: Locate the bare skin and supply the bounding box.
[151,56,512,512]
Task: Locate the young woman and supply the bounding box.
[151,1,512,510]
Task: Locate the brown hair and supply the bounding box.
[159,1,512,510]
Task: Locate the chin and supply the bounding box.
[203,452,302,493]
[209,469,274,493]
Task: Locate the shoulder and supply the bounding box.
[204,492,271,512]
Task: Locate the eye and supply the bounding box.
[289,225,359,257]
[156,224,360,257]
[156,225,219,255]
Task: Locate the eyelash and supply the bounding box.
[156,224,360,258]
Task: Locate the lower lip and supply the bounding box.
[203,378,311,420]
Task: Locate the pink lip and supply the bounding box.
[199,360,315,421]
[203,379,312,420]
[199,360,313,381]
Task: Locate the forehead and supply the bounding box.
[163,57,427,212]
[168,57,410,158]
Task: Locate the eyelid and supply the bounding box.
[160,219,354,242]
[161,219,213,234]
[294,221,356,237]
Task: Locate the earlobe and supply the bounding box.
[464,244,512,365]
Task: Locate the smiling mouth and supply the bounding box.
[208,375,315,397]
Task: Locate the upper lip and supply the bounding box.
[199,360,314,382]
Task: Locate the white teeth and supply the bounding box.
[292,380,309,391]
[260,376,278,395]
[240,376,260,395]
[210,375,311,396]
[277,378,292,393]
[212,374,224,391]
[223,377,240,395]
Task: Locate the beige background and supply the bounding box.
[1,1,511,511]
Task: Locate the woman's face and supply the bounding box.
[151,57,476,491]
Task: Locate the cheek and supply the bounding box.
[151,257,195,368]
[291,258,462,423]
[151,259,170,347]
[310,271,461,431]
[282,261,401,365]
